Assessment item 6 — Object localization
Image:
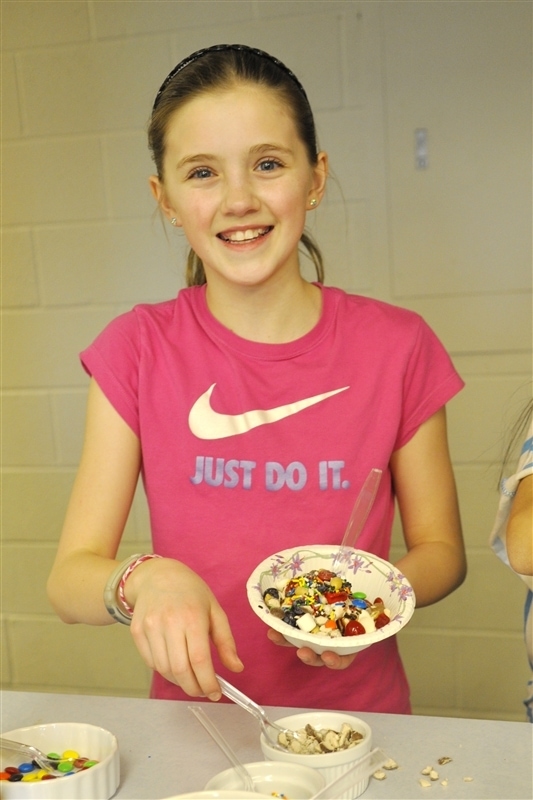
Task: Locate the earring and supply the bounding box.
[170,217,177,226]
[309,199,317,208]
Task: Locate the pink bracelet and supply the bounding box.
[118,554,162,615]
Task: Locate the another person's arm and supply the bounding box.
[506,473,533,575]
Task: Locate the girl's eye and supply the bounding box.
[188,167,214,180]
[257,158,283,173]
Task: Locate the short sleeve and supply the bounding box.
[80,310,141,437]
[394,316,464,450]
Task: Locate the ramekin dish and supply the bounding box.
[204,760,325,798]
[259,711,372,800]
[0,722,119,800]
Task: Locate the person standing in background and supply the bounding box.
[490,400,533,721]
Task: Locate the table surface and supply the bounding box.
[1,691,531,799]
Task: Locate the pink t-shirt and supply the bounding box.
[81,285,464,713]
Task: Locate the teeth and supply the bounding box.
[222,227,268,242]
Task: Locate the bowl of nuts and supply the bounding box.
[260,711,372,799]
[246,545,415,656]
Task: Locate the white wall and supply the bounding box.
[2,0,531,721]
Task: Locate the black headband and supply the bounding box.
[152,43,309,111]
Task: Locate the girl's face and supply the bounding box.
[150,83,327,291]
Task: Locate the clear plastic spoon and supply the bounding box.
[310,746,388,800]
[215,674,306,751]
[331,467,382,575]
[188,706,256,792]
[0,737,85,776]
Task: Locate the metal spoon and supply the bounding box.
[331,467,382,575]
[188,706,255,792]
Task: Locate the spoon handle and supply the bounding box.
[188,706,255,792]
[216,675,267,724]
[310,747,388,799]
[332,467,382,573]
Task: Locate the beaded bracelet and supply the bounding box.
[103,553,162,625]
[118,554,162,614]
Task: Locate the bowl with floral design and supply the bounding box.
[246,545,415,655]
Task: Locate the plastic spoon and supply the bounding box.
[331,467,382,575]
[188,705,256,792]
[0,737,85,776]
[310,746,388,800]
[215,674,307,751]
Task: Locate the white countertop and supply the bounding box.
[1,691,531,799]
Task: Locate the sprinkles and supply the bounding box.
[263,569,391,637]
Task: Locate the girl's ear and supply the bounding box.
[308,151,329,208]
[149,175,182,226]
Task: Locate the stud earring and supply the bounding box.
[309,199,317,208]
[170,217,177,226]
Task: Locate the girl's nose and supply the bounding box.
[220,176,260,216]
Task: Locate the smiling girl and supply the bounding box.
[47,45,467,713]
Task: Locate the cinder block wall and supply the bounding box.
[2,1,531,721]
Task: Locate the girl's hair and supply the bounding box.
[500,397,533,485]
[148,44,324,287]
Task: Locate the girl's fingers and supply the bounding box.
[296,646,325,667]
[266,628,294,647]
[210,606,244,673]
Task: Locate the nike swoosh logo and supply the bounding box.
[189,383,350,440]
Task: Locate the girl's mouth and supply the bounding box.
[217,226,272,244]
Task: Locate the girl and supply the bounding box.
[47,44,467,713]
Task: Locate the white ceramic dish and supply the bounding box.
[0,722,119,800]
[247,544,415,655]
[204,760,325,799]
[259,711,372,800]
[162,792,271,799]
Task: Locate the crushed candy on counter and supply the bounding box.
[263,568,391,637]
[278,722,364,754]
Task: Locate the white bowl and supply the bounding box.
[204,760,325,799]
[0,722,119,799]
[260,711,372,800]
[247,545,415,655]
[163,793,271,799]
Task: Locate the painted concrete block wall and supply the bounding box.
[2,1,531,719]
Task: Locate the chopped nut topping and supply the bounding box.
[383,758,399,770]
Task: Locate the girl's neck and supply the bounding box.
[204,276,322,344]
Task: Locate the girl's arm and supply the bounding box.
[390,406,467,606]
[47,378,142,624]
[506,473,533,575]
[47,379,242,699]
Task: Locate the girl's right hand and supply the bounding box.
[125,556,243,699]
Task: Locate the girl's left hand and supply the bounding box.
[266,628,357,669]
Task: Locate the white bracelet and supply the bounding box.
[103,554,161,625]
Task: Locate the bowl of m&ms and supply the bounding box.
[246,545,415,656]
[0,722,119,799]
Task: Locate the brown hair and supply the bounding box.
[148,45,325,286]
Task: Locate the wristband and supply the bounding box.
[103,553,161,625]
